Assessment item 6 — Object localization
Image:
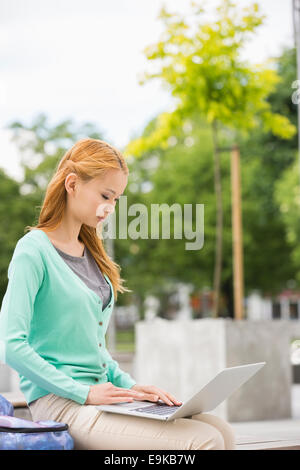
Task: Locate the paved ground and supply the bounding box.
[231,419,300,449]
[229,385,300,450]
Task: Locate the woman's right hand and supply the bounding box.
[84,382,145,405]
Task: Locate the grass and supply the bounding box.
[115,328,135,353]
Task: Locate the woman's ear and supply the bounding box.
[65,173,78,195]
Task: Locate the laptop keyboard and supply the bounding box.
[131,403,182,415]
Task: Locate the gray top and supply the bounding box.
[52,243,111,309]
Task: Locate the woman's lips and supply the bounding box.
[97,216,105,222]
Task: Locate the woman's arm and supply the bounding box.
[0,245,90,405]
[101,346,137,389]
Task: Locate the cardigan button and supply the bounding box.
[102,363,106,368]
[95,378,99,382]
[99,321,103,326]
[99,343,102,347]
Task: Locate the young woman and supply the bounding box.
[0,138,235,450]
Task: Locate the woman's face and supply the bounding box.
[66,168,128,229]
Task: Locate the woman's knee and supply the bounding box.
[218,419,236,450]
[192,424,225,450]
[210,428,226,450]
[191,413,236,450]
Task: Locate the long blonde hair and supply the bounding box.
[25,138,132,301]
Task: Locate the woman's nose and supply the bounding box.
[105,205,115,215]
[96,203,115,218]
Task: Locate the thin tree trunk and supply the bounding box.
[211,120,223,318]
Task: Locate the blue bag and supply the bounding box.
[0,394,74,450]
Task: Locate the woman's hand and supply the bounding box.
[85,382,144,405]
[131,384,182,406]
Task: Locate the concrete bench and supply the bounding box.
[232,418,300,450]
[2,392,299,450]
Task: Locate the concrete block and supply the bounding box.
[133,318,298,422]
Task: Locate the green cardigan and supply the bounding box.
[0,229,136,405]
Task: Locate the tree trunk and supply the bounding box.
[211,120,223,318]
[221,276,234,318]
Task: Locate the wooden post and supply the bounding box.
[231,145,244,320]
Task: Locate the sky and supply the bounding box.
[0,0,294,181]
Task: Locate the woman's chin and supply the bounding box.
[96,221,104,239]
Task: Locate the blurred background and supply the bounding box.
[1,0,300,426]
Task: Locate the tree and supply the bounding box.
[275,158,300,284]
[9,113,104,196]
[0,169,41,300]
[125,0,296,316]
[239,46,298,295]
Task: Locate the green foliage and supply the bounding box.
[0,169,42,300]
[239,46,298,292]
[126,0,295,158]
[275,158,300,283]
[121,0,297,315]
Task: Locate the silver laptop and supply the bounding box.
[95,362,266,421]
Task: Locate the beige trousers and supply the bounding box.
[29,393,236,450]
